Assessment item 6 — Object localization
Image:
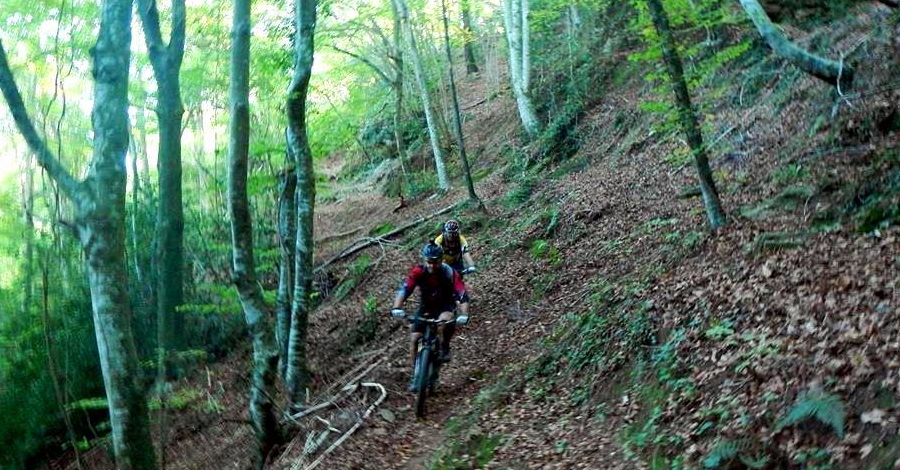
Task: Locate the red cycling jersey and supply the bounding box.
[397,263,467,313]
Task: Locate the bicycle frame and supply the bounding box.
[411,316,446,418]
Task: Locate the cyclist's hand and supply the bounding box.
[455,315,469,325]
[390,308,406,318]
[462,266,476,274]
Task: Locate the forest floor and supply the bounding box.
[67,5,900,470]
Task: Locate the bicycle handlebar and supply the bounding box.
[390,309,468,326]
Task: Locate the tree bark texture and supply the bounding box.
[227,0,281,466]
[389,0,410,180]
[285,0,319,407]
[739,0,853,89]
[1,2,158,468]
[393,0,450,191]
[441,0,481,205]
[501,0,541,138]
[646,0,725,230]
[137,0,188,362]
[460,0,479,74]
[276,166,297,379]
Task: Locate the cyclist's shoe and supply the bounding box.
[439,345,451,363]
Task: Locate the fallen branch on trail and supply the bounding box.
[314,202,459,273]
[299,382,388,470]
[314,226,363,245]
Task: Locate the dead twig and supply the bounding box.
[299,382,388,470]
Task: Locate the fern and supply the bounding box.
[776,387,846,438]
[703,439,770,469]
[702,439,739,469]
[739,453,770,469]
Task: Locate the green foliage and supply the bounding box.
[529,239,561,266]
[628,0,753,145]
[793,447,834,470]
[702,439,769,469]
[776,388,846,438]
[332,255,373,301]
[851,151,900,233]
[429,433,504,470]
[369,222,395,237]
[773,163,810,184]
[703,318,734,341]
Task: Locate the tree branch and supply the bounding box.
[0,39,79,200]
[739,0,854,89]
[325,44,394,86]
[314,202,458,273]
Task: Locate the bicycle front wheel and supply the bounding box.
[414,347,432,418]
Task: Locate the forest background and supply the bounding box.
[1,0,899,469]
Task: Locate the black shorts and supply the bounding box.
[411,304,455,334]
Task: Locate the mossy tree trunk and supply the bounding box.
[393,0,450,191]
[276,166,296,379]
[226,0,281,466]
[646,0,726,230]
[0,0,157,465]
[441,0,483,207]
[739,0,854,89]
[285,0,319,408]
[137,0,187,377]
[460,0,479,75]
[502,0,541,139]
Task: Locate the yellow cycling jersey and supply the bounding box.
[434,233,468,264]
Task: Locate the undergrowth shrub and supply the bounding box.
[775,387,846,438]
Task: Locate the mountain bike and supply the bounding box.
[391,309,468,417]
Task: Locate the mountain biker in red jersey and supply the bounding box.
[391,242,470,391]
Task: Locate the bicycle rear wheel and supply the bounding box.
[414,348,432,417]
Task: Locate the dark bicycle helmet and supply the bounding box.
[443,219,460,234]
[421,242,444,261]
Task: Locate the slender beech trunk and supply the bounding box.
[137,0,187,370]
[285,0,319,408]
[389,0,410,182]
[739,0,853,89]
[441,0,482,206]
[646,0,725,230]
[226,0,280,466]
[393,0,450,191]
[501,0,541,138]
[0,0,157,466]
[276,166,296,378]
[22,154,35,315]
[460,0,479,75]
[520,0,530,91]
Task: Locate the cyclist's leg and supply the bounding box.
[437,308,455,360]
[410,305,426,367]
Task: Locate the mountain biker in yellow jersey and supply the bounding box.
[391,242,470,391]
[434,220,476,275]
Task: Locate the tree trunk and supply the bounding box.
[227,0,281,466]
[520,0,530,91]
[285,0,319,408]
[1,1,158,467]
[566,4,582,37]
[460,0,479,75]
[646,0,725,230]
[389,0,410,183]
[137,0,188,368]
[441,0,482,206]
[739,0,853,89]
[501,0,541,138]
[276,166,296,379]
[22,153,35,315]
[394,0,450,191]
